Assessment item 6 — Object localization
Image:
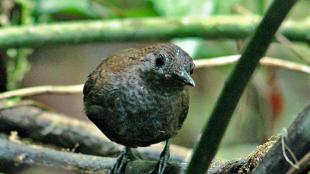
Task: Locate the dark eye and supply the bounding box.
[190,66,194,75]
[155,54,166,67]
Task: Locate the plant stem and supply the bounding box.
[185,0,299,174]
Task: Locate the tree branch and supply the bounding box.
[0,137,269,174]
[185,0,299,173]
[1,101,308,173]
[0,16,309,49]
[0,138,113,174]
[0,103,190,161]
[252,101,310,174]
[0,137,185,174]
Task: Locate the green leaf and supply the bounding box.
[150,0,214,58]
[121,8,158,17]
[150,0,243,59]
[36,0,117,19]
[151,0,213,17]
[6,48,31,90]
[151,0,245,16]
[212,0,242,14]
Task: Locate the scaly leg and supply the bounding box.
[149,139,171,174]
[110,147,134,174]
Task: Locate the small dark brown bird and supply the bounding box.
[83,43,195,174]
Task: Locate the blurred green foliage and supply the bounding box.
[0,0,309,161]
[35,0,118,20]
[152,0,212,16]
[3,0,34,89]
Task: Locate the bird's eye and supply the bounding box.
[155,54,166,67]
[190,66,194,75]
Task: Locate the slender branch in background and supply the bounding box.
[0,84,84,99]
[233,4,310,65]
[258,57,310,73]
[185,0,299,174]
[252,102,310,174]
[0,16,309,49]
[0,55,309,100]
[275,33,310,65]
[195,55,310,73]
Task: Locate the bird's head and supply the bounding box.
[140,43,195,89]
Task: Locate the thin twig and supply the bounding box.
[233,4,310,65]
[281,129,299,169]
[259,57,310,73]
[0,56,309,100]
[195,55,310,73]
[0,84,84,100]
[286,152,310,174]
[275,34,310,65]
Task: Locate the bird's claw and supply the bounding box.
[110,147,132,174]
[149,139,171,174]
[149,154,169,174]
[110,153,126,174]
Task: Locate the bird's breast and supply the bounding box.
[89,74,189,147]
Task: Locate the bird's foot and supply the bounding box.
[149,152,170,174]
[110,147,133,174]
[149,139,171,174]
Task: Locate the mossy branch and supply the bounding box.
[252,102,310,174]
[0,16,309,49]
[0,137,249,174]
[0,103,251,174]
[0,138,112,174]
[0,137,188,174]
[185,0,299,174]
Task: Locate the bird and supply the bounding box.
[83,43,195,174]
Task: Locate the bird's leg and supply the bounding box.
[149,139,171,174]
[110,147,134,174]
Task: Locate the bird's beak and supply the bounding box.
[174,69,195,87]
